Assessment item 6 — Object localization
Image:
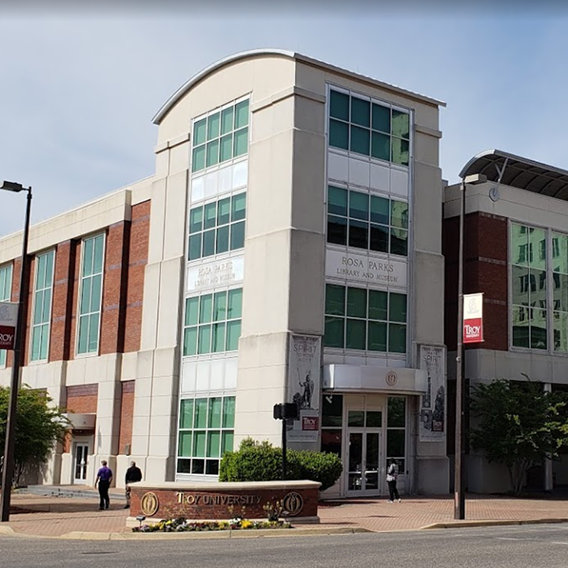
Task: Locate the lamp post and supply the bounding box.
[0,181,32,523]
[454,173,486,521]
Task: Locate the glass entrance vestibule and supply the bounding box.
[320,393,407,497]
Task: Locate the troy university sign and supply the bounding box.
[0,302,18,350]
[463,293,484,344]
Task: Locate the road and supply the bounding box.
[2,524,568,567]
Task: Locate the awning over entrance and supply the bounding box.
[323,365,427,394]
[63,413,96,430]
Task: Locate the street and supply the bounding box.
[2,524,568,568]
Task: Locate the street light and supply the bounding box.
[454,173,487,520]
[0,181,32,523]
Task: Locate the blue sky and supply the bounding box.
[1,4,567,236]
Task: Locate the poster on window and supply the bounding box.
[287,334,321,443]
[419,345,446,442]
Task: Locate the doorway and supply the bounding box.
[73,443,89,484]
[346,428,382,494]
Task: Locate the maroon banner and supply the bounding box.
[0,324,15,350]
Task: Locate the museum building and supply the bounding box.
[0,50,448,497]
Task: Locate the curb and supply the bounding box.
[421,518,568,530]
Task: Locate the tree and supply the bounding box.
[470,377,568,495]
[0,385,69,485]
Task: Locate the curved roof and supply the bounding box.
[152,48,445,125]
[459,149,568,201]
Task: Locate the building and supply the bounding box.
[0,49,448,497]
[444,149,568,493]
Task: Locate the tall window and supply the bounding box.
[324,284,407,353]
[511,223,547,350]
[177,395,235,475]
[192,99,249,173]
[188,193,246,261]
[327,186,408,256]
[77,234,105,355]
[321,394,343,458]
[183,288,242,356]
[387,397,406,472]
[0,263,13,367]
[328,89,410,166]
[552,232,568,353]
[30,250,55,362]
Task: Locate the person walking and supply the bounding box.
[124,461,143,509]
[386,459,401,503]
[95,460,113,510]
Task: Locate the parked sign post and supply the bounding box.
[0,302,18,350]
[463,293,483,344]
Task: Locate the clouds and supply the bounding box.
[1,9,567,236]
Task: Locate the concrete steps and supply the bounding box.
[20,485,126,501]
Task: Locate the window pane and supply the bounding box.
[392,138,409,166]
[366,411,382,428]
[230,221,245,250]
[370,196,389,224]
[212,322,226,352]
[223,397,236,428]
[80,278,91,314]
[328,186,348,216]
[231,193,246,221]
[178,431,192,457]
[330,90,349,121]
[207,431,221,457]
[387,430,405,457]
[226,320,241,351]
[368,321,387,351]
[82,238,94,277]
[179,399,194,429]
[350,126,370,155]
[321,429,342,456]
[188,234,202,261]
[31,327,41,361]
[370,224,389,253]
[348,410,364,427]
[33,290,43,324]
[552,233,568,273]
[372,103,390,133]
[392,110,409,139]
[322,394,343,427]
[195,398,208,428]
[511,223,529,266]
[89,275,101,313]
[207,112,220,141]
[216,225,230,254]
[532,269,547,303]
[529,227,547,270]
[191,459,205,474]
[329,119,349,150]
[530,308,547,349]
[213,291,227,321]
[388,323,406,353]
[208,398,222,428]
[194,118,206,145]
[78,317,88,354]
[40,325,49,360]
[347,287,367,318]
[389,293,407,322]
[193,432,206,458]
[183,326,197,356]
[228,288,243,319]
[217,198,231,225]
[391,201,408,229]
[349,191,369,220]
[202,230,215,257]
[198,325,211,354]
[93,236,104,273]
[327,215,347,245]
[221,431,234,454]
[235,100,249,129]
[189,207,203,233]
[554,273,568,311]
[391,229,408,256]
[325,284,345,315]
[346,319,366,349]
[177,459,191,474]
[512,305,530,348]
[204,202,217,230]
[324,317,344,348]
[192,145,206,172]
[388,397,406,427]
[371,132,390,161]
[233,127,248,157]
[554,312,568,352]
[199,294,213,323]
[349,219,368,249]
[220,134,233,162]
[351,97,370,127]
[88,313,99,352]
[512,265,529,305]
[221,107,234,135]
[369,290,388,320]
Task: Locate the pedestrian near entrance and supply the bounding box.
[124,461,143,509]
[95,460,113,510]
[386,459,401,503]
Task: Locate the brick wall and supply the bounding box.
[65,384,98,413]
[118,380,135,454]
[444,211,508,351]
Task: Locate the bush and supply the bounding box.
[219,438,342,491]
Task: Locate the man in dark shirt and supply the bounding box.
[95,460,113,510]
[124,461,143,509]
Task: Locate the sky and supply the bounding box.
[1,1,568,237]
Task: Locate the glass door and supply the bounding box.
[73,443,89,484]
[346,429,382,494]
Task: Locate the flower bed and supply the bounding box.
[132,517,292,533]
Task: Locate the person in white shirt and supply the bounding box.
[386,459,401,503]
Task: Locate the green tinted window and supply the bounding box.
[235,100,249,129]
[329,120,349,150]
[351,97,370,127]
[328,186,348,217]
[347,287,367,318]
[193,118,207,145]
[326,284,345,316]
[207,113,220,141]
[372,104,390,133]
[330,90,349,121]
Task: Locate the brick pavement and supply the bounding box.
[1,491,567,538]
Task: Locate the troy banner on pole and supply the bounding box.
[0,302,18,350]
[463,293,484,344]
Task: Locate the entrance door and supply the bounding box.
[346,429,382,494]
[73,443,89,484]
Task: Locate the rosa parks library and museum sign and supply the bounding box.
[325,250,407,289]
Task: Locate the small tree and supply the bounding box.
[470,377,568,495]
[0,385,69,485]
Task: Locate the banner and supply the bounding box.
[463,293,484,344]
[287,334,321,443]
[0,302,18,350]
[418,345,446,442]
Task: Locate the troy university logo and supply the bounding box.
[140,492,159,516]
[282,492,304,517]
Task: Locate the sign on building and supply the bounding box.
[0,302,18,350]
[418,345,446,442]
[463,293,484,344]
[287,334,321,443]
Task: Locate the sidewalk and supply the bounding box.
[1,489,567,539]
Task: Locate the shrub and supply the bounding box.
[293,450,343,492]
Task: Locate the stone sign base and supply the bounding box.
[128,480,320,527]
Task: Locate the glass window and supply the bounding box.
[234,128,248,157]
[349,191,369,221]
[351,97,370,127]
[329,120,349,150]
[221,107,234,135]
[207,113,220,141]
[235,100,249,129]
[330,90,349,121]
[30,250,55,362]
[346,319,366,349]
[325,284,345,316]
[328,186,348,217]
[391,110,410,139]
[347,287,367,318]
[0,263,13,367]
[372,104,390,133]
[350,126,370,155]
[193,118,207,146]
[322,395,343,427]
